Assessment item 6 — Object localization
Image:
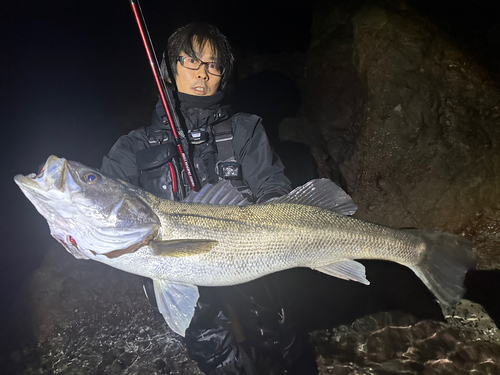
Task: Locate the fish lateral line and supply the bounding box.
[166,212,257,228]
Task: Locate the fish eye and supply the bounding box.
[82,172,101,184]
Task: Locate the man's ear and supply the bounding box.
[160,51,174,87]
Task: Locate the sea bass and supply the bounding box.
[14,155,476,336]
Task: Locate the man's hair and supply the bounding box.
[166,23,234,90]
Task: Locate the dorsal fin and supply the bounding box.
[183,180,251,206]
[271,179,357,215]
[182,178,356,215]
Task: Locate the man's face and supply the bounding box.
[175,42,222,96]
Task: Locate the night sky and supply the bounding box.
[0,0,313,319]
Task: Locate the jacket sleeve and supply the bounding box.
[100,129,148,186]
[232,114,291,203]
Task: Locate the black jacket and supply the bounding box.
[100,93,311,375]
[101,91,291,202]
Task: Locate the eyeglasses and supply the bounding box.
[177,56,225,76]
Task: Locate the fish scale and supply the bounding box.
[124,195,429,286]
[14,156,476,336]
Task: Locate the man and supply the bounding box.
[101,23,317,374]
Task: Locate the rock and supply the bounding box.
[350,3,500,245]
[304,0,500,269]
[303,0,365,178]
[442,299,500,343]
[302,2,500,371]
[312,306,500,375]
[1,245,201,375]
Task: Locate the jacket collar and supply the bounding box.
[153,90,231,131]
[178,91,231,130]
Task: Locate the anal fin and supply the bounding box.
[314,260,370,285]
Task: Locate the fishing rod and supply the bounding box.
[129,0,200,193]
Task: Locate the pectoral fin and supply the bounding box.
[151,239,218,257]
[153,279,199,337]
[314,260,370,285]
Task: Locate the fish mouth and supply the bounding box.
[14,155,80,230]
[14,155,76,194]
[13,173,40,191]
[15,155,161,258]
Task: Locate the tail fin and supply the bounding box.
[408,231,476,306]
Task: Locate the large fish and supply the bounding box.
[14,155,476,336]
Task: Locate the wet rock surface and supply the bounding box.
[313,306,500,375]
[0,246,201,375]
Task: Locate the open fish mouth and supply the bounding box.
[14,171,43,191]
[14,155,77,195]
[15,155,161,258]
[13,174,40,191]
[14,159,75,236]
[14,156,77,222]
